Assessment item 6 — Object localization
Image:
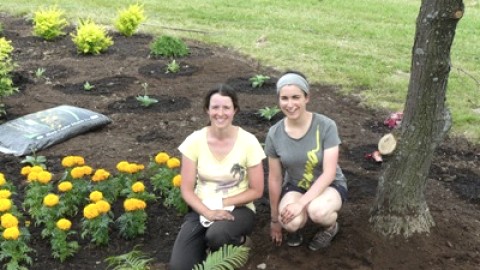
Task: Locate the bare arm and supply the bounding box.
[268,157,283,220]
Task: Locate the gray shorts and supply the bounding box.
[281,182,348,203]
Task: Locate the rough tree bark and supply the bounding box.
[370,0,464,237]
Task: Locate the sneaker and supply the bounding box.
[286,232,303,247]
[308,222,339,251]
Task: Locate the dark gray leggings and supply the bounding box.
[169,207,255,270]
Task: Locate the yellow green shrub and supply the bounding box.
[71,19,113,55]
[114,3,146,37]
[33,6,69,40]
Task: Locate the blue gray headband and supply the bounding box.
[276,73,310,95]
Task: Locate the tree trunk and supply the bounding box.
[370,0,464,237]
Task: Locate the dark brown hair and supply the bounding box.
[203,84,240,113]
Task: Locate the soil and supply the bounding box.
[1,14,480,270]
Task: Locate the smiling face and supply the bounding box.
[207,93,237,128]
[278,84,309,120]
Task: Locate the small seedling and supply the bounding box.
[35,67,46,78]
[136,82,158,107]
[165,59,180,74]
[83,81,95,91]
[249,74,270,88]
[21,149,47,169]
[257,106,280,121]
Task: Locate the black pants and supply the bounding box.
[169,206,255,270]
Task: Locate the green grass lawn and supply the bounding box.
[1,0,479,142]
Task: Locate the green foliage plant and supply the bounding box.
[150,35,189,58]
[34,67,46,79]
[136,82,158,107]
[105,245,153,270]
[50,218,79,262]
[257,106,280,121]
[83,81,95,91]
[0,37,17,116]
[249,74,270,88]
[71,19,113,55]
[193,244,250,270]
[20,149,47,169]
[165,59,180,74]
[32,6,69,40]
[114,3,146,37]
[0,227,34,270]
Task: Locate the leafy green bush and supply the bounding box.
[249,74,270,88]
[71,19,113,55]
[114,3,146,37]
[0,37,18,116]
[257,106,280,121]
[32,6,69,40]
[150,35,189,58]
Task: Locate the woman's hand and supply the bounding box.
[206,209,234,222]
[270,221,283,246]
[280,202,304,224]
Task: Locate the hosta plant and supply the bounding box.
[165,59,180,74]
[257,106,281,121]
[150,35,189,58]
[136,82,158,107]
[71,19,113,55]
[114,3,146,37]
[32,6,69,40]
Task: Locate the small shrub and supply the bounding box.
[258,106,280,121]
[150,35,189,58]
[33,6,69,40]
[83,81,95,91]
[35,67,46,78]
[71,19,113,55]
[249,74,270,88]
[0,37,18,116]
[114,3,146,37]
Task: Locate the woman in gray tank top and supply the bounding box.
[264,71,348,251]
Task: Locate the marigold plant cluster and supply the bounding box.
[0,150,187,266]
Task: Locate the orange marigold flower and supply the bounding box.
[1,213,19,228]
[2,226,20,240]
[43,193,60,207]
[95,200,111,214]
[20,166,32,176]
[172,174,182,187]
[83,203,100,219]
[91,169,110,182]
[58,181,73,192]
[167,157,181,169]
[0,198,12,212]
[131,181,145,193]
[155,152,170,164]
[89,191,103,202]
[0,189,11,199]
[56,218,72,231]
[37,171,53,184]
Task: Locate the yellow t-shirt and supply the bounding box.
[178,127,266,212]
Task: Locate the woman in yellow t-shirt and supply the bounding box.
[169,84,266,270]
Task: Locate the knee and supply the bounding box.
[282,215,306,232]
[307,204,336,224]
[205,228,231,250]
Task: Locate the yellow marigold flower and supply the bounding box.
[89,191,103,202]
[58,181,73,192]
[137,164,145,170]
[30,166,44,173]
[74,156,85,166]
[91,169,110,182]
[37,171,53,184]
[27,171,39,182]
[43,193,60,207]
[71,167,86,179]
[0,189,11,199]
[56,218,72,231]
[1,213,19,228]
[95,200,111,214]
[127,163,138,174]
[155,152,170,164]
[83,203,100,219]
[3,226,20,240]
[167,157,181,169]
[131,181,145,193]
[0,173,5,186]
[0,198,12,212]
[82,165,93,175]
[172,174,182,187]
[20,166,32,176]
[124,198,146,211]
[62,156,75,167]
[116,161,129,172]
